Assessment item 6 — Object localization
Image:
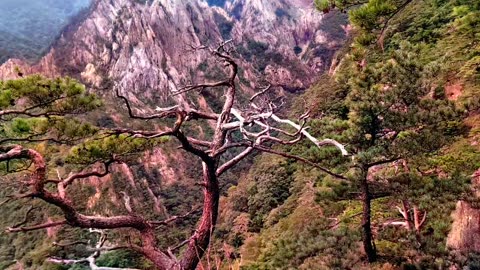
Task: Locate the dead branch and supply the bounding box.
[216,147,255,176]
[413,205,427,231]
[0,95,70,119]
[377,0,413,50]
[269,113,348,155]
[6,220,66,233]
[172,81,230,96]
[367,157,401,168]
[52,240,90,247]
[250,84,272,102]
[116,88,178,120]
[49,229,141,270]
[10,205,37,229]
[120,191,133,213]
[0,198,12,207]
[151,208,200,227]
[61,159,116,187]
[253,145,348,180]
[328,212,362,229]
[384,201,427,232]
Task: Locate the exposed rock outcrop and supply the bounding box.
[447,170,480,253]
[447,201,480,252]
[0,0,347,107]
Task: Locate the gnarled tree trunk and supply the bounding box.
[180,161,220,269]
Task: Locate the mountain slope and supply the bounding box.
[0,0,349,269]
[0,0,347,107]
[216,0,480,269]
[0,0,91,64]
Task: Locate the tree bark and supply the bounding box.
[360,168,377,263]
[180,160,219,269]
[401,200,413,231]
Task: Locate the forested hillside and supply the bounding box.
[0,0,91,64]
[0,0,479,269]
[216,0,480,269]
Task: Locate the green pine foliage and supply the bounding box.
[0,76,170,269]
[215,0,480,269]
[0,75,101,113]
[67,135,169,164]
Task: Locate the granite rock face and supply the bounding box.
[447,201,480,253]
[0,0,347,107]
[447,170,480,254]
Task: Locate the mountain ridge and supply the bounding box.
[0,0,347,108]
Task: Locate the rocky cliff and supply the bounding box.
[0,0,346,108]
[0,2,348,267]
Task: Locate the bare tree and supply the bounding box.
[384,200,427,233]
[0,41,347,270]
